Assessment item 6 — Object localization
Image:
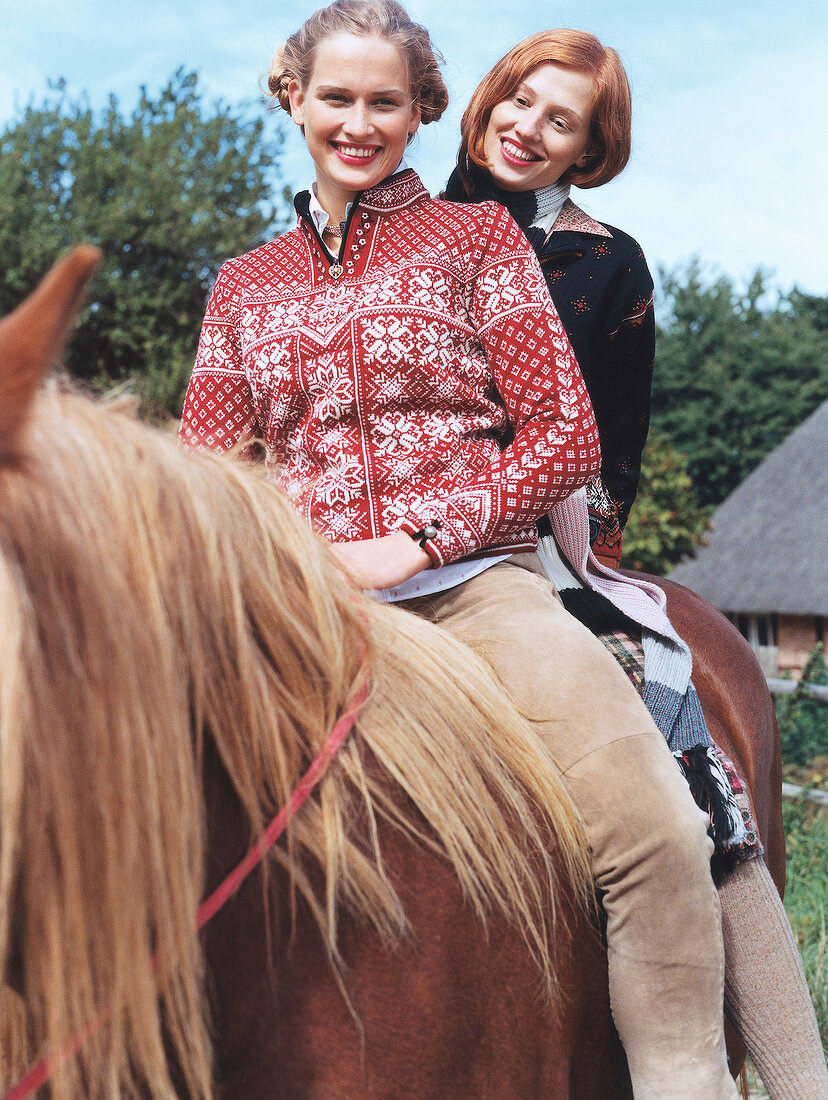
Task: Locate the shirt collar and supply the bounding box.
[549,199,613,238]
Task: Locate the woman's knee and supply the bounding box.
[565,730,715,894]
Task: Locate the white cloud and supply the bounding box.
[613,39,828,291]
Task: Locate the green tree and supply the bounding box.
[0,70,287,417]
[623,429,710,575]
[653,263,828,508]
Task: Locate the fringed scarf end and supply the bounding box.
[674,746,748,848]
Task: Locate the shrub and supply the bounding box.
[777,645,828,767]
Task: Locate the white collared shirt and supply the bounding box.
[365,553,511,603]
[307,158,409,254]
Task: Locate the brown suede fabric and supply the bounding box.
[400,556,738,1099]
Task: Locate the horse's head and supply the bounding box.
[0,250,373,1098]
[0,253,590,1099]
[0,249,100,992]
[0,251,217,1097]
[0,246,100,464]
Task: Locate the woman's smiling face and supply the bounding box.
[288,33,421,218]
[482,63,595,193]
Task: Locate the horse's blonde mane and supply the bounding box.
[0,385,591,1098]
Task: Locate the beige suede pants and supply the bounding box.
[400,556,738,1099]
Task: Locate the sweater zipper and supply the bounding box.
[305,195,363,281]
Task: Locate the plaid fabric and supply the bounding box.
[598,629,645,692]
[597,629,762,867]
[543,491,715,757]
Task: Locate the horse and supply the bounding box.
[0,249,782,1097]
[0,247,614,1098]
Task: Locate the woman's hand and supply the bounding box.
[331,532,432,590]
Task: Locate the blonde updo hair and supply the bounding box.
[267,0,448,124]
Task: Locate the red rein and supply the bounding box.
[3,677,369,1100]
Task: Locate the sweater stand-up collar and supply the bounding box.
[360,168,430,214]
[294,168,430,227]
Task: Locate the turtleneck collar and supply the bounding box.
[530,181,571,234]
[444,160,569,236]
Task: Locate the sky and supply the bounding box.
[3,0,827,295]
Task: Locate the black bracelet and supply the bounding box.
[409,520,442,549]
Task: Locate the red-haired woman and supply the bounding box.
[445,30,826,1098]
[446,30,648,568]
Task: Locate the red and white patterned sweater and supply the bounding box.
[180,170,600,567]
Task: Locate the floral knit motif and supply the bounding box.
[181,170,600,566]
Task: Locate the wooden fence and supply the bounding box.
[767,678,828,703]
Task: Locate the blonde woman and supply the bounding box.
[181,3,741,1095]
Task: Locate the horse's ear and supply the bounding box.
[0,245,102,463]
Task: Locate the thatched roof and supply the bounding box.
[667,401,828,615]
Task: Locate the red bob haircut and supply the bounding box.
[458,29,632,191]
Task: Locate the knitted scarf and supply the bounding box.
[540,490,746,848]
[444,160,569,243]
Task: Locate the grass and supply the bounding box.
[782,798,828,1055]
[743,796,828,1096]
[774,642,826,1056]
[774,645,828,1052]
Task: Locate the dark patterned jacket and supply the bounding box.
[533,200,654,563]
[445,170,654,565]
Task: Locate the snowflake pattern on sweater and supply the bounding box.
[180,170,600,565]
